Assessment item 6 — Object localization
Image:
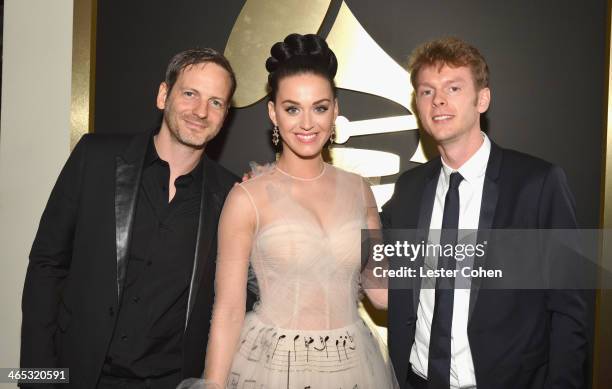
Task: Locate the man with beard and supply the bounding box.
[21,48,248,388]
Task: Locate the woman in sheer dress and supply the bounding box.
[192,33,397,389]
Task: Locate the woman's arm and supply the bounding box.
[203,185,256,386]
[360,179,388,309]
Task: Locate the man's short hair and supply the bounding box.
[408,37,489,90]
[164,48,237,100]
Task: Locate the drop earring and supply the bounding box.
[272,125,280,146]
[329,124,336,144]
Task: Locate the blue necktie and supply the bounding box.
[428,172,463,389]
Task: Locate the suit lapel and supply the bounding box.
[114,132,149,302]
[468,142,502,322]
[185,157,224,329]
[414,158,442,313]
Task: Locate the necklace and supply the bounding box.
[275,163,327,181]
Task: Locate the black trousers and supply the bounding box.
[96,372,182,389]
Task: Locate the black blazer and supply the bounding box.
[21,131,240,388]
[382,142,588,389]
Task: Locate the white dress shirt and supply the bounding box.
[409,133,491,389]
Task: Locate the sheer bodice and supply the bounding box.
[240,163,371,330]
[200,162,396,389]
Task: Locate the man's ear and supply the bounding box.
[267,101,277,126]
[477,87,491,113]
[156,82,169,110]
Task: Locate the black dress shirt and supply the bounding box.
[103,137,203,378]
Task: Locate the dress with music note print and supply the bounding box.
[226,163,398,389]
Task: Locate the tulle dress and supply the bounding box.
[184,163,398,389]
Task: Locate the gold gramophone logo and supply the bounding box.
[224,0,428,209]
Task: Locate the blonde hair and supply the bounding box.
[408,37,489,90]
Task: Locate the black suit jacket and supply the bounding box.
[21,131,242,388]
[382,142,588,389]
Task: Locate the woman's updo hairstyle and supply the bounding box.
[266,33,338,102]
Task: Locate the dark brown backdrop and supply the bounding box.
[94,3,608,385]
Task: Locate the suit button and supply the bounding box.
[108,307,114,316]
[132,296,140,303]
[121,334,128,341]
